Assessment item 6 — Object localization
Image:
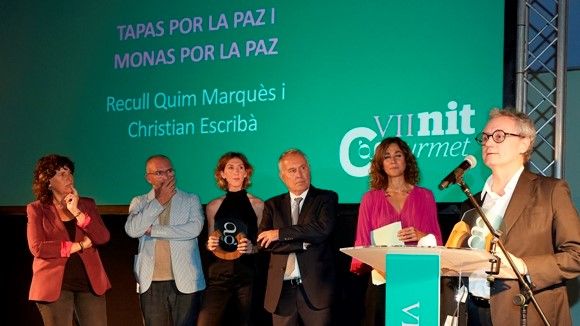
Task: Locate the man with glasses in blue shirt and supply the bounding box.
[125,154,206,326]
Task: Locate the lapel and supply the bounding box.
[169,189,180,221]
[43,202,67,234]
[281,192,292,226]
[297,186,317,224]
[501,170,535,238]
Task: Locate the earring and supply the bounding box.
[48,184,52,190]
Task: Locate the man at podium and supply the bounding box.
[444,108,580,325]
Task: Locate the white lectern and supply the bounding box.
[341,245,515,279]
[341,245,516,326]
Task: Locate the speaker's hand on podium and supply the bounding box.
[496,250,528,274]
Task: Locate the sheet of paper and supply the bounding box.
[370,221,403,284]
[371,221,404,246]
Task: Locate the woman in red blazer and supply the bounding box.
[27,154,111,326]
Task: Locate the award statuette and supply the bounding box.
[211,217,248,260]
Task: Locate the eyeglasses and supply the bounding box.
[147,168,175,177]
[475,130,524,145]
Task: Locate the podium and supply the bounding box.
[341,246,516,326]
[341,245,516,279]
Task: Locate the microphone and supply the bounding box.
[438,155,477,190]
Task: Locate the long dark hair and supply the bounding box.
[369,137,419,190]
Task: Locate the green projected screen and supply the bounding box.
[0,1,504,205]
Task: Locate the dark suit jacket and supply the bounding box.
[259,186,338,313]
[27,197,111,302]
[458,170,580,325]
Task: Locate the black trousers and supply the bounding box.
[272,281,331,326]
[198,264,254,326]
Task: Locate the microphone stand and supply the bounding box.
[454,177,550,326]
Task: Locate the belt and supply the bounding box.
[283,278,303,286]
[470,295,490,307]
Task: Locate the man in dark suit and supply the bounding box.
[257,149,338,326]
[444,108,580,325]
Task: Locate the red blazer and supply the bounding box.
[27,197,111,302]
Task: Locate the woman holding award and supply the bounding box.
[198,152,264,326]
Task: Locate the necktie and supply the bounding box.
[291,197,303,224]
[285,197,303,277]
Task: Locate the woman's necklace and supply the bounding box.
[53,198,75,221]
[53,199,64,210]
[384,185,411,197]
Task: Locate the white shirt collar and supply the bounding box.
[481,166,524,200]
[290,189,309,201]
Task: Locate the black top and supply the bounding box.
[214,189,258,251]
[208,190,258,279]
[62,219,90,292]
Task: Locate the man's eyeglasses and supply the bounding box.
[475,130,524,145]
[147,168,175,177]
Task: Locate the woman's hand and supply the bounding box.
[75,235,93,253]
[206,235,219,251]
[397,226,427,243]
[81,235,93,250]
[64,187,80,213]
[65,187,86,223]
[237,237,254,254]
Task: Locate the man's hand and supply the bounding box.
[145,225,152,236]
[155,177,176,205]
[496,250,528,274]
[257,230,280,249]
